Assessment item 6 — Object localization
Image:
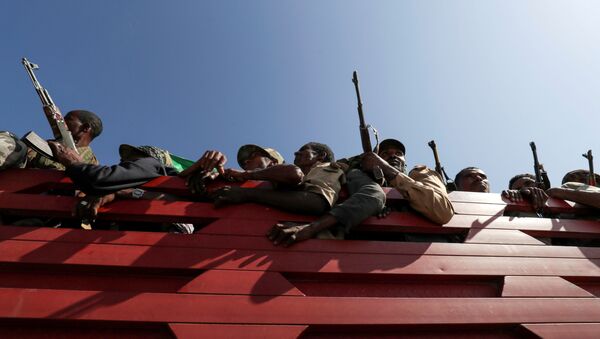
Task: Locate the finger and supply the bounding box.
[267,225,282,240]
[283,233,297,247]
[273,229,290,246]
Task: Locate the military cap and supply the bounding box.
[119,144,174,168]
[377,139,406,156]
[0,131,27,170]
[237,144,284,168]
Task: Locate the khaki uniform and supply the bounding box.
[26,146,98,170]
[302,162,346,207]
[389,165,455,224]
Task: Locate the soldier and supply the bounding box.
[454,167,490,193]
[502,173,548,211]
[561,169,600,186]
[27,110,103,170]
[210,142,345,216]
[267,138,454,247]
[0,131,27,170]
[180,144,287,194]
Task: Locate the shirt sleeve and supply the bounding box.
[389,165,454,224]
[65,157,163,194]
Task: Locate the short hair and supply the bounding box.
[303,142,335,162]
[67,110,103,139]
[509,173,535,190]
[562,169,600,185]
[455,167,479,188]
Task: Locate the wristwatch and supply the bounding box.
[131,188,145,199]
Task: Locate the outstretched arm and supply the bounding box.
[211,187,328,215]
[224,164,304,186]
[547,187,600,209]
[362,152,454,224]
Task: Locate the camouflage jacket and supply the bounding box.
[26,145,98,170]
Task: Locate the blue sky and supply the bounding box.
[2,1,599,192]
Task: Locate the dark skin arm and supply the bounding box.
[547,187,600,209]
[267,215,338,247]
[211,186,328,215]
[48,141,84,167]
[502,187,549,210]
[361,152,399,182]
[223,164,304,186]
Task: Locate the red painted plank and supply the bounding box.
[168,323,307,339]
[501,276,594,298]
[522,323,600,339]
[180,270,304,296]
[465,229,546,245]
[3,225,600,260]
[2,239,600,277]
[2,288,600,324]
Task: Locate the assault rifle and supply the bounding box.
[428,140,456,192]
[529,142,550,190]
[582,150,596,186]
[352,71,383,182]
[22,57,78,154]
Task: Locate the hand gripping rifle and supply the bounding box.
[529,142,550,190]
[582,150,596,186]
[352,71,384,183]
[22,57,79,154]
[428,140,456,192]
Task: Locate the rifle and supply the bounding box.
[428,140,456,192]
[22,57,78,154]
[352,71,383,182]
[582,150,596,186]
[529,142,550,190]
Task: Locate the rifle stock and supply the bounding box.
[427,140,456,192]
[583,150,596,186]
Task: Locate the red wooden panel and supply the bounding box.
[2,288,600,324]
[501,276,594,298]
[465,229,546,245]
[180,270,304,296]
[522,323,600,339]
[2,239,600,277]
[168,323,307,339]
[3,225,600,260]
[452,202,505,216]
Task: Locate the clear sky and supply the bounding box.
[2,0,599,192]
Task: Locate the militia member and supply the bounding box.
[267,139,454,247]
[27,110,102,170]
[455,167,490,193]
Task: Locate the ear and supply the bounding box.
[81,123,92,133]
[317,151,327,162]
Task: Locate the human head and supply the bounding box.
[119,144,174,168]
[237,144,284,171]
[0,131,27,170]
[294,142,334,173]
[509,173,536,190]
[65,110,103,146]
[455,167,490,193]
[562,169,600,185]
[377,138,406,173]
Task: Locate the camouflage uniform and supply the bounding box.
[27,145,98,170]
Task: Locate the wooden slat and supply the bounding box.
[502,276,594,298]
[168,323,307,339]
[465,229,546,245]
[522,323,600,339]
[2,239,600,277]
[2,288,600,324]
[3,225,600,260]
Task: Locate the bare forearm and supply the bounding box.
[246,165,304,186]
[548,188,600,209]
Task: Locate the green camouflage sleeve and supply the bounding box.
[26,146,98,170]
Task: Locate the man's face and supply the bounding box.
[64,113,87,144]
[378,146,406,172]
[458,168,490,193]
[243,151,274,171]
[294,145,321,169]
[511,176,536,190]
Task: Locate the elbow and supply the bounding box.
[429,200,454,224]
[288,167,304,186]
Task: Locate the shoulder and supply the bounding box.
[408,165,443,182]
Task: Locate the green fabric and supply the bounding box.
[170,154,195,173]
